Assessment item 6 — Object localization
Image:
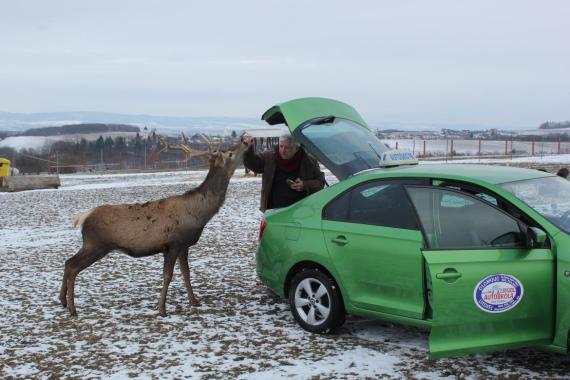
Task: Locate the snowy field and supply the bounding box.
[1,163,570,379]
[420,153,570,166]
[382,139,570,157]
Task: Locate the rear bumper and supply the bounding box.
[255,244,284,297]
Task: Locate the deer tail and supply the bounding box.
[72,209,94,228]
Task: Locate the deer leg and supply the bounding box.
[158,250,177,317]
[66,274,78,316]
[60,257,73,307]
[63,246,109,316]
[59,247,86,307]
[60,247,85,309]
[178,250,200,306]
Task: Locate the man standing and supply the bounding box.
[243,134,325,211]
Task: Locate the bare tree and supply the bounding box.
[60,139,248,316]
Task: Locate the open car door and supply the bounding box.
[406,186,554,358]
[261,97,390,180]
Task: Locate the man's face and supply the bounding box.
[278,139,298,160]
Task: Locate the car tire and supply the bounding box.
[288,268,345,334]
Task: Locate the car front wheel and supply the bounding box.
[288,268,345,333]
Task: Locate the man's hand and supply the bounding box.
[289,178,304,192]
[242,134,254,146]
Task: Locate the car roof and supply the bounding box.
[355,163,555,185]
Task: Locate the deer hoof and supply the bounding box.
[190,299,201,307]
[158,310,167,317]
[69,309,78,317]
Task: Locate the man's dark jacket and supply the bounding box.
[243,145,325,212]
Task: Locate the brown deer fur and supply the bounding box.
[60,141,248,316]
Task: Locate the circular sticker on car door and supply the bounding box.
[473,274,524,313]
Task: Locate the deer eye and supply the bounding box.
[229,153,233,158]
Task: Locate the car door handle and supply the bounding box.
[331,236,348,245]
[436,271,462,280]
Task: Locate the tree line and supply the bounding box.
[0,131,223,174]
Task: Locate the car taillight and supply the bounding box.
[258,217,267,241]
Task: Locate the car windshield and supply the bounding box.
[500,176,570,233]
[300,118,388,179]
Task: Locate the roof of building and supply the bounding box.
[243,128,286,139]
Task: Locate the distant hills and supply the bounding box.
[539,121,570,130]
[0,111,264,135]
[18,123,139,136]
[1,110,568,135]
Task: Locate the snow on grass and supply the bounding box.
[423,153,570,165]
[1,162,570,379]
[241,347,399,379]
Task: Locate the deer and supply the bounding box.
[60,137,248,316]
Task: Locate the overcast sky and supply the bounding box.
[1,0,568,129]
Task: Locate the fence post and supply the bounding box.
[478,139,481,158]
[558,137,561,155]
[423,140,426,158]
[395,141,399,150]
[531,140,535,156]
[450,139,454,158]
[504,140,508,156]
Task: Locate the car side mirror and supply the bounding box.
[527,227,547,247]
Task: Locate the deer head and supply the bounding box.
[201,135,248,177]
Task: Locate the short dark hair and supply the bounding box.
[557,167,569,178]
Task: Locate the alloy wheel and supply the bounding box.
[293,277,331,326]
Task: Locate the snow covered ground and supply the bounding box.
[1,163,570,379]
[420,153,570,166]
[383,139,570,157]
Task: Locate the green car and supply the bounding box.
[255,97,570,358]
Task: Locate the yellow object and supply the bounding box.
[0,157,10,177]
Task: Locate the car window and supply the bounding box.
[360,184,389,198]
[434,180,499,206]
[433,179,545,237]
[323,192,350,222]
[440,194,474,208]
[301,118,387,166]
[297,117,392,180]
[501,176,570,234]
[474,193,498,206]
[324,180,419,230]
[407,187,524,249]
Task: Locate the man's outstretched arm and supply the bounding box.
[242,136,266,173]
